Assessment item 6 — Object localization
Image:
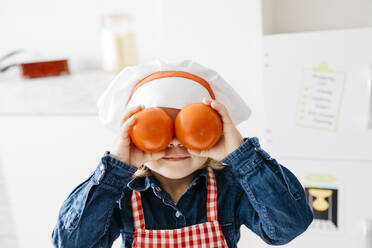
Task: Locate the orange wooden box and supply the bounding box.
[19,59,70,78]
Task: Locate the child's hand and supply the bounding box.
[187,98,244,161]
[110,105,166,168]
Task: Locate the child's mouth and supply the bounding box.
[162,156,190,161]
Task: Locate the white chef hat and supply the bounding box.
[97,59,251,134]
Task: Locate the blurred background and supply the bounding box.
[0,0,372,247]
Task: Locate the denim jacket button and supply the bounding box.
[175,211,181,218]
[155,186,162,192]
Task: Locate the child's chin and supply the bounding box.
[157,166,197,179]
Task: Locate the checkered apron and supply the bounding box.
[131,167,229,248]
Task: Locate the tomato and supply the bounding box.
[129,107,174,152]
[175,102,223,150]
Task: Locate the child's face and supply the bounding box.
[144,107,209,179]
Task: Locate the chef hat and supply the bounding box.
[97,59,251,134]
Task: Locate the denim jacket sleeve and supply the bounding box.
[51,151,137,248]
[222,137,313,245]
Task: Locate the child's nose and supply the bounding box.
[167,137,184,148]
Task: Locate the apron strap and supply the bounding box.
[206,167,218,222]
[130,167,219,229]
[131,190,145,229]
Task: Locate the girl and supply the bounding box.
[52,60,313,248]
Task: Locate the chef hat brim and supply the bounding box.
[97,59,251,134]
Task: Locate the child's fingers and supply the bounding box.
[110,116,138,166]
[211,101,233,124]
[202,98,233,124]
[119,115,136,143]
[120,105,144,127]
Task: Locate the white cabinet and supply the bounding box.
[0,116,115,247]
[0,70,120,246]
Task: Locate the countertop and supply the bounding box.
[0,70,116,115]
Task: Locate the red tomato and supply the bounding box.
[175,103,223,150]
[129,107,174,152]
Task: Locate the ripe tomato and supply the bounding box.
[129,107,174,152]
[175,102,223,150]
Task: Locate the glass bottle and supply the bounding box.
[101,13,138,72]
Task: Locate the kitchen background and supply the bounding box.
[0,0,372,247]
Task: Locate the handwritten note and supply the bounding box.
[296,62,345,131]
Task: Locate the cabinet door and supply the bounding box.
[0,116,116,248]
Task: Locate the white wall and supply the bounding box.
[262,0,372,34]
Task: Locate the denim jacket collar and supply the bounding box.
[127,167,209,192]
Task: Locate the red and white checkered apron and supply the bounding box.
[131,167,229,248]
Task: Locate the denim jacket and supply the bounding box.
[52,137,313,248]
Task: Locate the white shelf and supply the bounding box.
[0,70,116,115]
